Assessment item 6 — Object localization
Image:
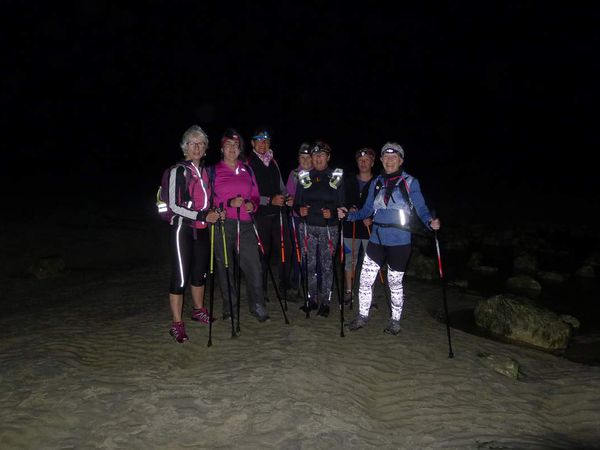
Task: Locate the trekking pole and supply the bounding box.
[327,219,344,336]
[367,223,391,310]
[288,207,305,300]
[219,202,238,338]
[350,220,356,310]
[279,209,288,311]
[207,222,216,347]
[338,219,345,337]
[432,210,454,358]
[249,213,290,324]
[235,204,242,334]
[301,217,311,319]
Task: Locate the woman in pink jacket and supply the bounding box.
[211,129,269,323]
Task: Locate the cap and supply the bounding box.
[252,129,271,141]
[380,142,404,158]
[298,142,311,155]
[310,140,331,154]
[221,128,243,149]
[355,147,376,159]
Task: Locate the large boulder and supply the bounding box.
[474,294,573,350]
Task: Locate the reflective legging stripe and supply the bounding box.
[358,253,404,320]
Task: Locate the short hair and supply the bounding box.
[180,125,209,155]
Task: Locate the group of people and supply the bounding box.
[164,125,440,343]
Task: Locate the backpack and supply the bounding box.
[155,162,193,222]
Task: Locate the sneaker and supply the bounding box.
[169,321,189,343]
[254,304,270,322]
[383,319,401,335]
[316,303,330,318]
[191,307,211,324]
[348,314,369,331]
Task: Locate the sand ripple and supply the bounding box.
[1,277,599,449]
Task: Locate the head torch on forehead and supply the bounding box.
[253,131,271,141]
[356,148,375,159]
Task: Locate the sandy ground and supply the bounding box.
[1,209,600,449]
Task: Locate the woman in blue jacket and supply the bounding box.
[338,142,440,335]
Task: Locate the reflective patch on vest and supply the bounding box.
[329,168,343,189]
[299,170,312,189]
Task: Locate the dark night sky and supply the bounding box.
[2,1,598,219]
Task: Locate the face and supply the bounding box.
[252,138,271,154]
[222,139,240,162]
[311,152,330,171]
[185,136,207,162]
[380,152,403,174]
[298,154,312,170]
[356,155,374,174]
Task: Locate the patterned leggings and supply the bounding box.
[358,250,407,321]
[301,223,338,304]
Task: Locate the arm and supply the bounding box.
[168,165,199,221]
[347,179,376,222]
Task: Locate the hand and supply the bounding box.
[363,217,372,227]
[229,196,244,208]
[271,194,285,207]
[430,218,441,231]
[285,195,294,207]
[205,210,220,223]
[244,201,254,213]
[322,208,332,219]
[299,205,310,217]
[349,206,358,213]
[218,209,227,220]
[337,207,348,219]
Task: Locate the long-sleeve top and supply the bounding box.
[293,167,345,227]
[168,160,211,229]
[342,172,374,240]
[247,152,287,217]
[347,170,433,246]
[285,166,302,198]
[211,160,260,222]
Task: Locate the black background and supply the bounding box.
[3,1,598,221]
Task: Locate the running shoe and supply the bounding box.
[383,319,401,335]
[348,314,369,331]
[169,321,189,343]
[191,307,211,324]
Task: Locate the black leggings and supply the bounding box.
[169,222,209,295]
[365,242,411,272]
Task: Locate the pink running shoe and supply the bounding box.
[169,321,189,343]
[191,307,211,324]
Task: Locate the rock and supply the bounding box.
[27,256,66,280]
[559,314,581,330]
[474,294,572,350]
[505,275,542,299]
[477,352,521,379]
[574,265,595,279]
[471,265,499,276]
[513,252,538,276]
[536,271,568,285]
[406,250,437,281]
[467,251,483,268]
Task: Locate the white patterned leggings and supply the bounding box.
[358,243,411,320]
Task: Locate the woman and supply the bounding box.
[342,148,376,304]
[168,125,223,344]
[338,142,440,335]
[285,142,313,290]
[293,140,345,318]
[211,128,269,323]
